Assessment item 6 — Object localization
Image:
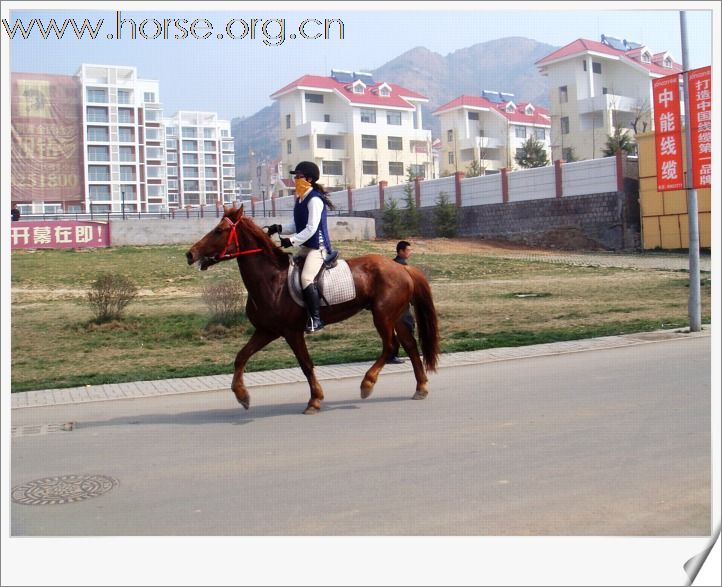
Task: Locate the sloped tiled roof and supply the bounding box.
[270,74,428,109]
[535,38,682,75]
[433,95,551,126]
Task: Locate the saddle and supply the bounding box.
[287,252,356,308]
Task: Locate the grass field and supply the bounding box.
[10,239,711,392]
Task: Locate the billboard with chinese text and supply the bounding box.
[10,221,110,250]
[687,66,712,189]
[652,73,684,192]
[11,73,85,205]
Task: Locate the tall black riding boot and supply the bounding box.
[302,284,325,333]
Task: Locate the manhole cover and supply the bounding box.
[11,474,118,506]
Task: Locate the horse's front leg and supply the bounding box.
[284,331,324,414]
[231,329,279,409]
[360,311,396,399]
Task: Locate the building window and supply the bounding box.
[468,111,479,121]
[641,51,651,63]
[145,128,161,141]
[287,140,292,154]
[87,126,109,142]
[592,61,602,74]
[89,184,111,201]
[515,148,525,160]
[322,161,342,175]
[361,134,377,149]
[203,128,215,139]
[167,179,178,190]
[146,166,163,178]
[664,57,672,68]
[410,164,425,179]
[117,90,132,104]
[167,166,178,177]
[87,165,110,181]
[559,86,568,103]
[362,160,378,175]
[534,128,546,140]
[184,180,200,191]
[183,167,199,178]
[167,151,178,163]
[447,129,453,142]
[323,138,332,149]
[602,87,608,95]
[388,136,403,151]
[562,148,574,162]
[182,127,197,138]
[118,108,134,123]
[324,114,331,122]
[86,88,107,103]
[285,114,291,129]
[147,185,164,197]
[118,127,134,142]
[166,139,177,150]
[560,117,570,135]
[119,165,135,181]
[166,126,177,136]
[144,92,156,102]
[515,126,527,139]
[182,140,198,151]
[220,129,229,137]
[119,146,135,161]
[202,140,215,151]
[183,153,199,165]
[204,154,217,165]
[353,83,364,94]
[87,145,109,161]
[389,161,404,176]
[86,106,108,122]
[379,86,390,97]
[224,154,235,165]
[386,111,401,125]
[205,167,217,178]
[146,147,162,159]
[145,109,161,122]
[360,109,376,123]
[448,151,455,165]
[305,93,324,103]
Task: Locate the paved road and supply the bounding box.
[11,331,710,536]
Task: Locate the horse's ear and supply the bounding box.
[239,203,244,216]
[223,204,233,217]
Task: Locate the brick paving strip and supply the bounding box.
[488,251,711,272]
[11,327,711,409]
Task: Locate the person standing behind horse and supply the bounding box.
[266,161,335,333]
[388,240,416,363]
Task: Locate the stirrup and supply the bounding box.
[305,317,325,333]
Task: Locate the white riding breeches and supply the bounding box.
[299,244,327,289]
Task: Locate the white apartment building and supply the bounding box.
[536,35,682,161]
[433,91,551,176]
[164,111,235,209]
[79,64,166,213]
[271,70,432,189]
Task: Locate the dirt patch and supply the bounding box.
[374,237,558,255]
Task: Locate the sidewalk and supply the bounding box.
[11,326,711,409]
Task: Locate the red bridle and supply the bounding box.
[216,216,262,261]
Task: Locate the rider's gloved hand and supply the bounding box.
[280,237,292,248]
[266,224,282,236]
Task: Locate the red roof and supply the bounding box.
[270,74,427,109]
[433,95,551,126]
[535,38,682,75]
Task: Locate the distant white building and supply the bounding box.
[433,91,551,176]
[536,35,683,161]
[271,70,433,189]
[164,111,235,209]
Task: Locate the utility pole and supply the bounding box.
[680,11,702,331]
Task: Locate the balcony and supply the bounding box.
[296,120,346,137]
[313,147,348,160]
[577,93,642,114]
[457,136,502,150]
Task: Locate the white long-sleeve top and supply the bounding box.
[281,189,326,247]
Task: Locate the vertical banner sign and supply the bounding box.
[687,66,712,188]
[652,73,685,191]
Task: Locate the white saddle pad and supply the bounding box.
[287,257,356,307]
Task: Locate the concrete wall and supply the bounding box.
[109,216,375,246]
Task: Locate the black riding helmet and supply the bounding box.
[290,161,320,183]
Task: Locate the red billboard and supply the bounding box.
[11,73,85,205]
[687,66,712,189]
[10,221,110,250]
[652,73,684,192]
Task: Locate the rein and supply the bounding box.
[216,216,263,261]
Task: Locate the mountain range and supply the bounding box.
[231,36,559,179]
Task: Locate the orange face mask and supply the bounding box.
[295,178,312,198]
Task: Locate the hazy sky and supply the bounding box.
[4,3,718,121]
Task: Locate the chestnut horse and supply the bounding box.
[186,204,439,414]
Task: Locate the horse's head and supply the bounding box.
[186,204,247,271]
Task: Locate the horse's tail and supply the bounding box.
[406,266,440,372]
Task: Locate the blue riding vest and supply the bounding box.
[293,190,333,250]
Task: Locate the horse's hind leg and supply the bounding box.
[284,331,325,414]
[394,319,429,400]
[231,329,279,409]
[360,312,396,399]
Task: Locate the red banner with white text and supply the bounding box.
[687,66,712,188]
[10,221,110,250]
[652,74,684,192]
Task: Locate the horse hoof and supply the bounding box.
[412,390,428,400]
[236,395,250,409]
[303,406,320,415]
[360,385,374,399]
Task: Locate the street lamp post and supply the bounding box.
[121,189,126,220]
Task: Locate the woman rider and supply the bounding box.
[267,161,335,333]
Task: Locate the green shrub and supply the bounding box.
[433,191,458,237]
[86,273,139,323]
[382,197,403,239]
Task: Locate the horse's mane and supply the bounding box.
[238,215,290,269]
